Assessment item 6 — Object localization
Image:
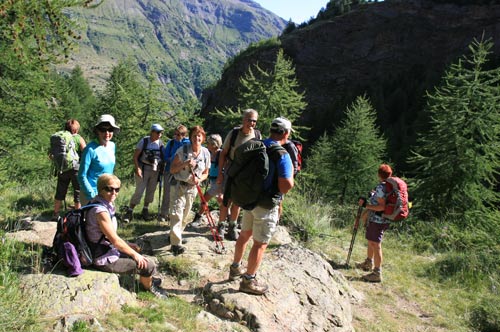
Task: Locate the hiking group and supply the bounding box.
[49,110,406,300]
[49,110,298,297]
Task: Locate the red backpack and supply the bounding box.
[382,177,409,221]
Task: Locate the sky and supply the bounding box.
[252,0,330,24]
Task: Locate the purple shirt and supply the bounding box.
[85,196,120,265]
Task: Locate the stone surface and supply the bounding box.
[9,213,357,332]
[204,244,356,332]
[19,270,137,321]
[5,220,57,247]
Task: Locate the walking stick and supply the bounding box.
[192,171,225,254]
[345,205,363,267]
[157,171,163,225]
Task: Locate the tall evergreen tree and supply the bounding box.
[409,39,500,223]
[307,95,386,204]
[215,48,308,137]
[95,60,149,179]
[0,1,100,184]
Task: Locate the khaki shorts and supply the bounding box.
[241,205,279,244]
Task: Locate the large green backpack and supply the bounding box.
[50,131,79,175]
[224,139,285,210]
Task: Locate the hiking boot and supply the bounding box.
[239,277,269,295]
[123,207,133,223]
[171,245,186,256]
[150,284,169,299]
[226,223,239,241]
[355,258,373,272]
[152,277,162,287]
[142,208,151,221]
[190,212,202,227]
[229,264,245,281]
[362,270,382,283]
[216,222,228,241]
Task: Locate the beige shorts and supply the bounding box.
[241,205,280,244]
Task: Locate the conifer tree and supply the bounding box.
[215,49,307,137]
[96,60,149,179]
[409,39,500,223]
[307,95,386,204]
[0,1,100,184]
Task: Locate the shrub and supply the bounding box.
[469,295,500,332]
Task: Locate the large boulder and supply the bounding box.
[19,270,137,330]
[204,244,356,332]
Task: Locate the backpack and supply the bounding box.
[282,139,303,176]
[382,177,409,221]
[224,139,285,210]
[140,137,164,167]
[229,127,262,150]
[50,130,79,175]
[52,203,110,270]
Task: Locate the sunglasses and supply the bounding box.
[98,127,114,133]
[104,186,120,193]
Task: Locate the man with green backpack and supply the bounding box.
[227,117,295,295]
[49,119,86,220]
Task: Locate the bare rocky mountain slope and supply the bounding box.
[201,0,500,168]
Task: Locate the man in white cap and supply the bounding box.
[228,117,295,295]
[123,124,164,222]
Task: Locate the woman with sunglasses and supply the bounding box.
[78,114,119,204]
[85,174,167,298]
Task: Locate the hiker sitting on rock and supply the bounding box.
[228,117,294,295]
[85,174,167,298]
[168,125,210,255]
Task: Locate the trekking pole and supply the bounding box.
[192,171,226,254]
[157,171,163,226]
[345,205,363,268]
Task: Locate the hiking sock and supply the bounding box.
[373,267,381,274]
[231,262,241,268]
[243,273,256,280]
[229,220,237,227]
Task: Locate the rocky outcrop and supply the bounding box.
[205,244,356,332]
[20,270,137,331]
[8,214,358,331]
[201,0,500,168]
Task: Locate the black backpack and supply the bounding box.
[224,139,285,210]
[52,203,110,268]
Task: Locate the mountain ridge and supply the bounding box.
[200,0,500,169]
[61,0,286,104]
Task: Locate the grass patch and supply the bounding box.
[0,236,43,332]
[101,296,205,332]
[158,256,200,282]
